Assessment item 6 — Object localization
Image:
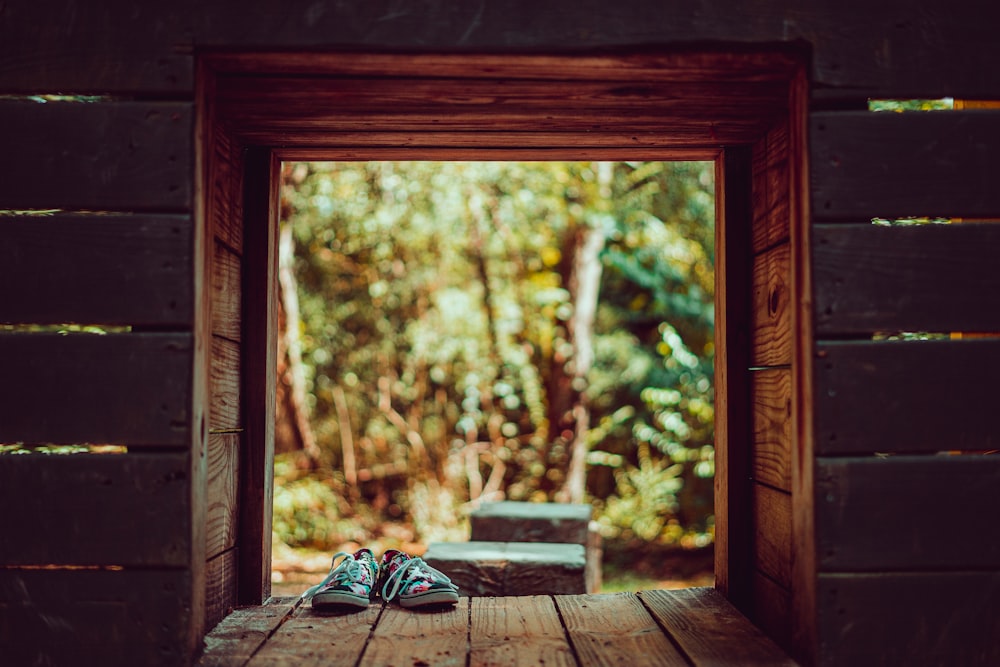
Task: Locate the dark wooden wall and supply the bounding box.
[2,2,998,665]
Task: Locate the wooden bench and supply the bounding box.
[197,587,798,666]
[423,540,588,595]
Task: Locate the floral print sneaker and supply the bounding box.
[378,549,460,608]
[301,548,379,609]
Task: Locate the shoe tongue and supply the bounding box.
[353,547,374,560]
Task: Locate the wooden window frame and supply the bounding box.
[197,51,811,648]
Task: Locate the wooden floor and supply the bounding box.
[197,587,796,666]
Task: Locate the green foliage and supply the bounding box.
[868,98,954,112]
[278,160,716,552]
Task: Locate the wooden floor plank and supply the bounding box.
[247,601,382,666]
[638,588,797,666]
[360,599,469,667]
[469,595,576,667]
[555,593,688,667]
[198,597,299,667]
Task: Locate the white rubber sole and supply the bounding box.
[311,591,371,609]
[398,589,460,608]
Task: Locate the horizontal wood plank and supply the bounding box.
[815,339,1000,454]
[0,453,190,566]
[249,602,381,666]
[0,214,193,326]
[0,332,192,446]
[753,483,793,589]
[204,549,239,636]
[0,568,192,666]
[360,600,467,667]
[638,587,795,666]
[554,592,688,666]
[818,572,1000,667]
[814,222,1000,335]
[213,242,242,343]
[811,110,1000,220]
[206,433,240,559]
[198,596,298,667]
[211,337,241,430]
[0,100,192,212]
[751,368,792,491]
[469,595,575,667]
[750,571,793,657]
[817,455,1000,571]
[751,242,792,367]
[751,122,791,253]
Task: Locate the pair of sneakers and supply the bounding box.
[300,548,460,610]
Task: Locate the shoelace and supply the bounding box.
[380,556,457,601]
[300,552,364,601]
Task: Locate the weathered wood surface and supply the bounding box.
[425,541,588,596]
[751,242,792,367]
[213,242,243,343]
[470,501,591,544]
[752,483,793,589]
[199,589,797,666]
[751,121,791,253]
[0,332,191,446]
[211,337,242,430]
[206,432,240,559]
[811,111,1000,220]
[817,455,1000,571]
[750,571,793,658]
[0,214,193,326]
[751,368,792,491]
[0,100,192,211]
[0,568,193,666]
[818,572,1000,667]
[0,453,190,566]
[638,588,796,666]
[814,222,1000,335]
[815,339,1000,454]
[470,596,576,667]
[205,548,239,635]
[198,597,298,667]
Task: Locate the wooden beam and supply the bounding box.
[0,100,192,212]
[0,332,191,446]
[0,214,193,326]
[815,339,1000,454]
[814,222,1000,335]
[811,110,1000,221]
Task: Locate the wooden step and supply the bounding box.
[469,501,602,592]
[424,541,588,596]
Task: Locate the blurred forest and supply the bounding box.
[272,160,717,580]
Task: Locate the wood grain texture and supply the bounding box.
[210,336,242,430]
[751,368,792,491]
[811,110,1000,220]
[197,597,298,667]
[204,549,239,636]
[249,602,382,667]
[817,455,1000,571]
[0,214,193,326]
[0,453,190,566]
[751,121,791,253]
[814,222,1000,335]
[361,601,467,667]
[213,242,243,343]
[206,432,240,559]
[0,568,192,666]
[712,147,755,610]
[815,339,1000,454]
[751,242,792,367]
[555,593,688,666]
[818,572,1000,667]
[0,332,191,446]
[208,125,246,253]
[0,100,192,211]
[638,587,796,667]
[750,571,793,657]
[753,483,793,589]
[469,596,575,667]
